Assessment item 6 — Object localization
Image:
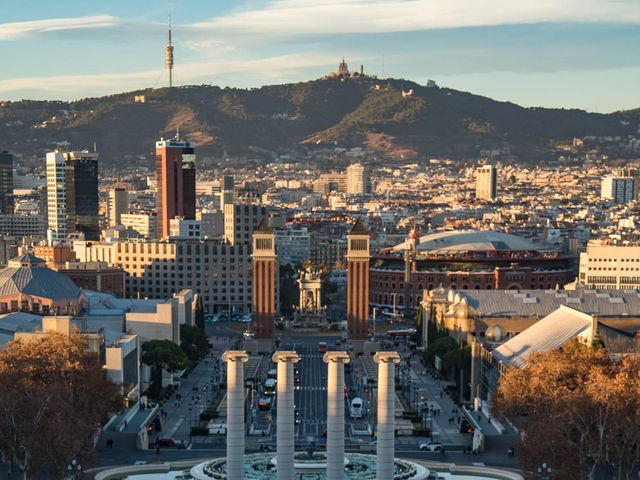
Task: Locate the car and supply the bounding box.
[258,397,272,411]
[335,338,342,346]
[156,438,176,447]
[419,441,444,451]
[318,342,327,353]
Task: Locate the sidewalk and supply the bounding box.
[152,335,237,447]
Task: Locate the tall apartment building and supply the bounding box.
[578,243,640,289]
[0,151,14,214]
[156,137,196,239]
[46,150,99,243]
[601,175,636,204]
[72,239,257,314]
[108,188,129,226]
[346,163,371,195]
[223,203,267,246]
[475,164,497,201]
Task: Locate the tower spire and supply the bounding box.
[165,15,174,88]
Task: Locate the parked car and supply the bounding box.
[419,441,444,451]
[156,438,176,447]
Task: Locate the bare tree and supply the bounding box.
[0,333,122,478]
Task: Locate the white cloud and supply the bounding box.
[0,51,340,99]
[0,15,124,40]
[191,0,640,37]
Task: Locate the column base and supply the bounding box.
[350,339,367,354]
[245,338,273,355]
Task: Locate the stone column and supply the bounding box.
[323,351,350,480]
[222,350,249,480]
[272,351,300,480]
[374,352,401,480]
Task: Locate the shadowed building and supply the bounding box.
[0,151,14,215]
[347,219,371,348]
[252,219,277,350]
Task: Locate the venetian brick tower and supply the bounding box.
[252,218,277,348]
[347,219,370,350]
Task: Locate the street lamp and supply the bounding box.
[189,406,193,443]
[537,462,552,479]
[66,458,81,479]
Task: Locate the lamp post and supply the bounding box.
[66,458,81,479]
[537,462,552,480]
[189,406,193,443]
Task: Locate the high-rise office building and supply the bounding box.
[601,175,636,204]
[476,165,497,201]
[67,151,99,240]
[346,163,371,195]
[108,188,129,227]
[222,175,234,192]
[156,137,196,239]
[46,150,99,243]
[0,151,14,215]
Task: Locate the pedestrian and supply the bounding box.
[124,420,128,429]
[441,446,445,455]
[156,445,160,455]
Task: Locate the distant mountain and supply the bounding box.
[0,77,637,166]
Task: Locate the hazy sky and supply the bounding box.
[1,0,639,112]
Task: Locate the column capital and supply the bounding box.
[373,351,401,364]
[222,350,249,363]
[272,351,300,363]
[323,351,350,364]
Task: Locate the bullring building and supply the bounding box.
[370,230,576,310]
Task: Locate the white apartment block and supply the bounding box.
[476,165,497,201]
[275,226,311,266]
[579,244,640,289]
[346,163,371,195]
[121,213,157,239]
[601,176,636,204]
[0,214,46,238]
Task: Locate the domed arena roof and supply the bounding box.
[0,255,81,300]
[391,230,551,254]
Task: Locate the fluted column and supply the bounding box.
[374,352,401,480]
[222,350,249,480]
[323,351,350,480]
[272,351,300,480]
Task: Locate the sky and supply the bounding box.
[0,0,639,112]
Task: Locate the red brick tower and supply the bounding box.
[252,218,277,343]
[347,219,371,348]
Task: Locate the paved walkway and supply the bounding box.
[150,335,239,448]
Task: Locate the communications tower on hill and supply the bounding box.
[166,16,174,87]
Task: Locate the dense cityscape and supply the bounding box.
[1,2,639,480]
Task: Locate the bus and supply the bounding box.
[350,397,364,419]
[264,379,276,396]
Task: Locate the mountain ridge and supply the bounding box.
[0,76,637,166]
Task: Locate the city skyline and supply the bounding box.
[0,0,638,112]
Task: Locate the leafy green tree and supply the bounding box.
[180,324,209,362]
[193,294,205,331]
[423,336,458,367]
[142,340,188,398]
